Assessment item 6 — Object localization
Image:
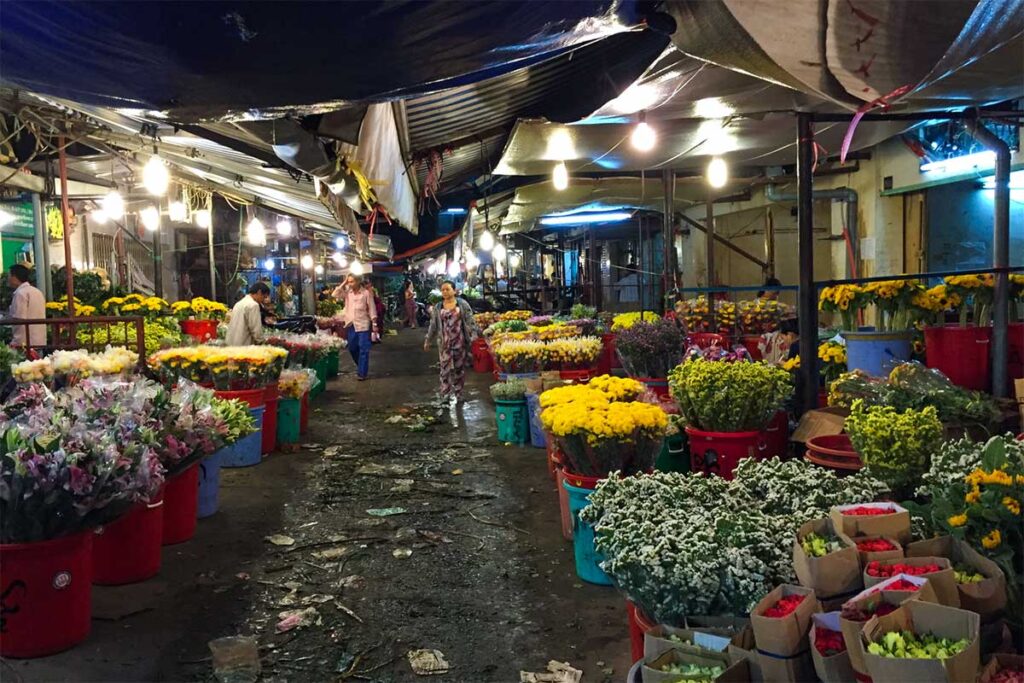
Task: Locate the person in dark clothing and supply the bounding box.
[757,277,783,300]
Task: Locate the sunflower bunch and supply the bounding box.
[714,300,737,335]
[863,279,925,331]
[945,273,996,326]
[818,284,868,331]
[679,296,713,333]
[737,298,786,334]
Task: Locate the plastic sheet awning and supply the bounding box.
[0,1,639,120]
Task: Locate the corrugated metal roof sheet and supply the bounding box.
[414,132,507,194]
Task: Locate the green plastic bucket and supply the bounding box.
[655,433,689,473]
[495,398,529,444]
[564,480,613,585]
[314,356,329,390]
[277,397,301,444]
[326,349,339,378]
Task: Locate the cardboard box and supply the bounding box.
[755,650,816,683]
[861,601,980,683]
[831,502,911,545]
[810,612,856,683]
[905,536,1007,620]
[979,653,1024,683]
[641,649,742,683]
[687,615,751,632]
[750,585,818,657]
[726,627,763,683]
[838,574,937,677]
[793,518,863,598]
[847,533,903,567]
[643,625,732,661]
[862,556,959,607]
[791,407,848,443]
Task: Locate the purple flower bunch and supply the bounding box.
[682,344,753,363]
[615,318,686,378]
[563,318,597,335]
[526,315,554,327]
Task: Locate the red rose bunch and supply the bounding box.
[840,600,899,622]
[991,667,1024,683]
[856,538,897,552]
[814,627,846,656]
[866,561,942,577]
[884,579,921,592]
[763,594,805,618]
[843,505,895,516]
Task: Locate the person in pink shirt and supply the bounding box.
[336,274,377,380]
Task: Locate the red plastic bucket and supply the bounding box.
[1009,323,1024,383]
[561,469,605,490]
[636,377,670,399]
[0,532,93,658]
[261,383,279,455]
[685,426,765,480]
[805,434,862,473]
[554,467,573,541]
[739,334,763,360]
[93,494,164,585]
[300,392,309,433]
[213,387,265,409]
[762,410,789,459]
[602,333,621,370]
[162,464,199,545]
[471,338,492,373]
[597,334,613,375]
[924,325,991,391]
[546,434,562,481]
[559,368,593,384]
[180,318,219,342]
[626,601,657,664]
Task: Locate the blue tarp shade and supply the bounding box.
[0,1,638,120]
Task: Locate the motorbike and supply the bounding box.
[269,315,317,334]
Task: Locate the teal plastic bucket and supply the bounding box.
[845,331,912,378]
[314,357,329,389]
[277,397,301,444]
[495,398,529,444]
[221,406,264,468]
[197,449,224,518]
[525,393,546,449]
[326,349,339,378]
[655,433,689,473]
[563,480,613,585]
[308,363,324,399]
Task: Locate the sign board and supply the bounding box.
[0,201,36,238]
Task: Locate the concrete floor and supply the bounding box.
[8,330,631,682]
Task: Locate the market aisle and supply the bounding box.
[11,331,630,683]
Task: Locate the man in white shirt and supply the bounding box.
[8,263,46,348]
[225,282,271,346]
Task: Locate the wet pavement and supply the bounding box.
[10,331,630,682]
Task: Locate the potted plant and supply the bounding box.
[669,358,792,478]
[545,336,603,381]
[615,318,686,397]
[173,296,229,342]
[490,379,529,444]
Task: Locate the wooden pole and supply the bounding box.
[57,135,75,315]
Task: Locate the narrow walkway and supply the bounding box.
[13,331,629,682]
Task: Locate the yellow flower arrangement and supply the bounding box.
[611,311,660,332]
[498,310,532,322]
[818,284,866,330]
[781,356,800,372]
[818,340,847,383]
[14,347,140,383]
[172,296,229,321]
[737,298,786,334]
[148,345,287,389]
[535,324,581,341]
[945,273,996,326]
[492,340,546,374]
[539,397,666,443]
[714,300,736,335]
[981,529,1002,549]
[947,513,967,527]
[586,375,644,402]
[677,296,712,333]
[544,336,602,369]
[1002,496,1020,516]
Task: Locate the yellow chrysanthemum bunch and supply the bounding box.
[498,310,532,322]
[818,341,846,365]
[492,340,546,373]
[540,397,667,443]
[586,375,644,402]
[611,311,659,332]
[148,344,287,389]
[535,324,581,341]
[544,337,602,369]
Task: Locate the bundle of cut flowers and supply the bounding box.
[535,323,582,341]
[266,332,339,366]
[78,316,184,355]
[570,304,597,320]
[737,298,787,335]
[526,315,554,327]
[484,320,529,337]
[814,626,846,656]
[211,395,258,445]
[102,292,171,320]
[682,343,752,364]
[498,310,531,322]
[10,359,54,384]
[845,399,942,494]
[474,312,500,329]
[945,272,995,326]
[714,300,736,335]
[278,368,315,399]
[544,336,602,369]
[580,458,887,623]
[171,296,229,321]
[147,345,287,389]
[615,318,685,378]
[560,318,597,336]
[763,594,805,618]
[818,340,847,385]
[678,296,713,333]
[491,339,546,374]
[490,379,527,402]
[611,311,659,332]
[866,630,969,660]
[669,358,792,432]
[13,347,138,384]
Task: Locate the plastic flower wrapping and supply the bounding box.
[12,347,138,384]
[615,319,685,379]
[669,358,792,432]
[611,311,660,332]
[147,345,287,389]
[266,332,343,366]
[579,459,888,623]
[278,368,317,399]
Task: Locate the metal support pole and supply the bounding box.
[765,207,776,279]
[207,200,217,301]
[57,136,75,315]
[705,191,715,287]
[30,193,51,300]
[797,113,819,411]
[638,215,645,316]
[968,119,1011,397]
[662,169,676,309]
[152,219,163,299]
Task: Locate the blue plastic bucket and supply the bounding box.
[221,406,264,468]
[495,398,529,444]
[844,331,912,378]
[563,480,613,585]
[525,393,546,449]
[197,449,223,518]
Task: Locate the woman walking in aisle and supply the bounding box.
[423,280,480,404]
[402,280,418,328]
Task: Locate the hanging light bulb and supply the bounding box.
[479,229,495,252]
[314,264,324,275]
[143,155,170,195]
[335,235,347,249]
[331,251,346,266]
[246,217,267,246]
[102,190,125,219]
[90,209,109,224]
[263,258,275,271]
[510,253,521,269]
[447,261,460,278]
[276,218,293,237]
[492,242,507,261]
[168,201,187,222]
[630,111,656,152]
[350,260,364,276]
[465,251,480,269]
[552,161,569,191]
[194,209,212,229]
[707,156,729,189]
[300,253,314,269]
[140,206,161,232]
